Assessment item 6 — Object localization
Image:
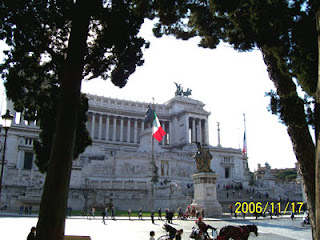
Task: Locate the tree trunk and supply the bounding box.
[261,48,316,238]
[315,6,320,240]
[36,1,91,240]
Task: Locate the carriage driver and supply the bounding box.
[196,217,217,239]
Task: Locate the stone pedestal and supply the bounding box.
[191,172,222,217]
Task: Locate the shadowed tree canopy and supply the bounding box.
[0,1,153,240]
[151,0,319,239]
[0,0,152,169]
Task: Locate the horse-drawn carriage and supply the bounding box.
[158,223,258,240]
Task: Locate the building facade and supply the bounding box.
[0,94,249,210]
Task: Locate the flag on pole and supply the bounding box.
[152,111,166,142]
[242,131,247,156]
[242,113,247,156]
[144,106,166,142]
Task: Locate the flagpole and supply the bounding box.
[151,98,155,211]
[152,97,155,182]
[243,113,249,165]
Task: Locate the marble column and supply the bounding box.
[91,113,95,139]
[127,118,131,143]
[120,117,124,142]
[161,121,166,145]
[192,118,196,142]
[105,116,110,141]
[199,119,203,143]
[134,119,138,143]
[185,115,189,144]
[204,119,209,144]
[98,114,103,140]
[113,116,117,141]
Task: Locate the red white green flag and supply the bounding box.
[242,131,247,156]
[152,111,166,142]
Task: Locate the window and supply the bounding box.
[24,152,33,170]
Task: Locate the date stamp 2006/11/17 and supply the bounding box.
[234,201,304,214]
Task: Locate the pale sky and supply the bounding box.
[0,19,299,171]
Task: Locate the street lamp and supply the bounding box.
[0,109,13,203]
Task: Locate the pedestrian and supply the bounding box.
[28,205,32,215]
[268,209,273,219]
[290,211,295,220]
[102,209,106,224]
[24,205,29,215]
[138,207,143,220]
[196,209,200,219]
[128,208,132,220]
[201,208,204,218]
[111,207,115,220]
[149,231,155,240]
[106,207,109,218]
[27,226,36,240]
[229,204,233,215]
[165,208,169,223]
[19,205,24,215]
[158,207,162,220]
[151,210,155,224]
[175,229,183,240]
[168,209,174,224]
[92,207,96,218]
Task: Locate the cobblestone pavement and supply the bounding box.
[0,214,312,240]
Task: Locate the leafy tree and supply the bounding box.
[151,0,319,238]
[315,7,320,239]
[33,93,92,173]
[275,170,297,182]
[0,0,151,239]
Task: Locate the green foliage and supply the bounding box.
[34,94,92,173]
[275,169,297,182]
[0,0,151,172]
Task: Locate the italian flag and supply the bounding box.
[242,131,247,156]
[152,111,166,142]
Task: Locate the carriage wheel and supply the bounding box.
[157,234,169,240]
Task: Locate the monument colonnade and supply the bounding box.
[87,112,209,146]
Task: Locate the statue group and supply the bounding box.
[193,142,213,173]
[174,82,192,97]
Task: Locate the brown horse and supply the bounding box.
[217,224,258,240]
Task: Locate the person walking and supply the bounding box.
[175,229,183,240]
[24,205,29,215]
[149,231,155,240]
[128,208,132,220]
[19,205,24,215]
[92,207,96,219]
[28,205,32,215]
[158,207,162,220]
[102,209,106,224]
[151,210,155,224]
[291,211,295,220]
[138,207,143,220]
[111,207,115,220]
[168,209,174,224]
[27,227,36,240]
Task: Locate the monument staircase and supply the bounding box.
[216,188,279,213]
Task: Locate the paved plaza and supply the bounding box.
[0,213,312,240]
